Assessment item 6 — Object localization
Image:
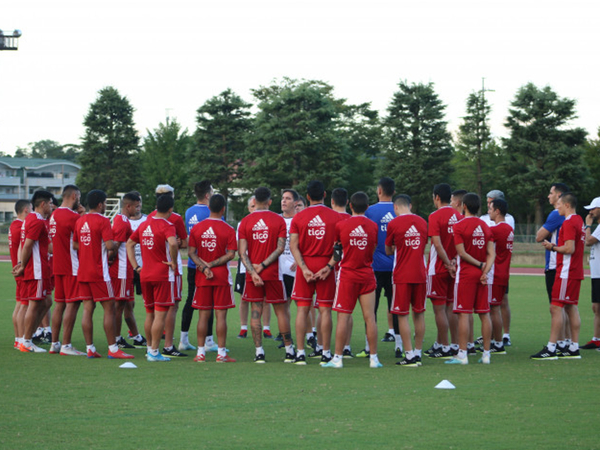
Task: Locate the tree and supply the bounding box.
[13,140,80,161]
[501,83,590,225]
[191,89,252,202]
[76,86,140,197]
[140,119,192,214]
[382,81,454,216]
[580,128,600,208]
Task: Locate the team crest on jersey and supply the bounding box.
[448,215,458,234]
[472,225,485,249]
[252,219,269,243]
[349,225,368,250]
[201,227,217,251]
[308,215,326,240]
[404,225,421,249]
[80,222,91,246]
[142,225,154,249]
[189,215,199,226]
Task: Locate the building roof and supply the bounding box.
[0,157,81,170]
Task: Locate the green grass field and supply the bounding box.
[1,264,599,450]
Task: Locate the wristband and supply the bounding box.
[326,263,334,270]
[479,262,484,270]
[261,262,267,269]
[551,244,556,252]
[201,266,207,273]
[585,225,592,229]
[134,266,141,272]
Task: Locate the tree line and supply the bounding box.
[7,79,599,225]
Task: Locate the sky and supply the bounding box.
[1,0,599,155]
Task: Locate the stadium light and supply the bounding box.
[0,29,23,51]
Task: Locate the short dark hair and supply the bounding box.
[433,183,452,203]
[331,188,348,207]
[31,190,53,208]
[194,180,212,200]
[157,194,174,213]
[378,177,395,197]
[451,189,467,201]
[123,192,141,204]
[350,192,369,214]
[491,198,508,216]
[297,196,307,207]
[15,199,31,214]
[462,193,480,215]
[282,189,299,201]
[62,184,80,198]
[393,194,411,208]
[560,192,577,209]
[209,194,226,213]
[254,187,271,204]
[551,183,570,195]
[86,190,107,209]
[307,180,325,202]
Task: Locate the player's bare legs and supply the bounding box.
[81,300,96,345]
[490,305,503,343]
[318,306,332,354]
[432,304,449,346]
[62,301,81,346]
[100,299,117,346]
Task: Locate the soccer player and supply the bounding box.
[426,183,463,359]
[188,194,237,363]
[385,194,428,367]
[582,197,600,349]
[48,185,86,355]
[532,193,585,360]
[290,180,341,365]
[445,193,495,365]
[147,185,188,358]
[13,190,54,353]
[9,199,31,349]
[238,186,293,363]
[128,191,147,298]
[127,194,180,362]
[450,190,467,213]
[235,196,256,338]
[323,192,382,369]
[180,180,213,352]
[74,190,133,359]
[111,192,145,350]
[487,198,514,355]
[364,177,400,356]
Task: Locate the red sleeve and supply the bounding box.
[238,218,247,241]
[277,217,287,239]
[174,216,187,239]
[165,223,177,240]
[428,212,440,237]
[562,219,577,241]
[26,218,43,241]
[112,217,128,242]
[484,223,493,242]
[335,221,342,243]
[385,219,395,247]
[102,218,114,242]
[130,228,140,243]
[453,222,465,246]
[290,215,299,235]
[73,219,80,243]
[188,227,198,248]
[227,227,238,251]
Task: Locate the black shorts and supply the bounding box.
[283,274,295,298]
[234,271,246,295]
[592,278,600,303]
[545,269,556,303]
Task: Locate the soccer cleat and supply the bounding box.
[87,349,102,358]
[530,346,558,361]
[370,360,383,368]
[558,348,581,359]
[40,331,52,344]
[395,348,404,359]
[284,352,296,363]
[308,349,323,358]
[254,353,266,364]
[13,341,20,350]
[321,359,343,369]
[274,333,283,342]
[445,357,468,365]
[263,330,273,339]
[556,344,568,356]
[116,336,135,349]
[19,343,47,353]
[132,336,147,348]
[162,347,188,357]
[49,342,61,354]
[415,355,422,366]
[424,344,438,356]
[128,330,134,338]
[293,354,307,365]
[319,354,333,366]
[490,345,507,355]
[206,344,219,353]
[60,346,86,356]
[216,355,237,363]
[428,349,453,359]
[503,336,512,347]
[355,349,370,358]
[381,332,395,342]
[237,329,247,338]
[277,341,286,349]
[580,340,600,350]
[193,354,206,362]
[475,336,484,345]
[108,349,134,359]
[396,356,419,367]
[342,349,354,359]
[147,353,171,362]
[178,342,196,351]
[307,335,317,349]
[467,347,477,355]
[478,354,491,364]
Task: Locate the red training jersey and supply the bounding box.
[238,210,286,281]
[189,218,237,286]
[110,214,133,280]
[335,215,378,283]
[9,218,23,268]
[490,222,513,286]
[428,206,463,276]
[453,216,492,284]
[385,214,428,284]
[74,213,113,282]
[290,204,342,258]
[21,212,51,281]
[148,210,186,274]
[557,214,585,280]
[130,216,177,282]
[49,207,80,276]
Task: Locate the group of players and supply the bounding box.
[8,176,598,367]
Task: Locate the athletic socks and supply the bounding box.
[344,345,351,352]
[458,349,467,359]
[241,325,248,331]
[406,350,415,360]
[332,354,343,363]
[547,342,557,352]
[503,333,510,340]
[316,344,323,352]
[467,342,475,350]
[109,344,119,353]
[197,347,206,357]
[164,345,174,352]
[442,345,451,353]
[414,349,422,358]
[43,326,51,334]
[494,341,503,349]
[387,328,394,335]
[394,334,403,350]
[148,348,159,356]
[86,344,96,353]
[364,336,370,352]
[323,349,331,358]
[206,336,215,347]
[569,342,579,352]
[450,343,458,351]
[369,353,380,364]
[255,346,265,356]
[263,326,270,331]
[305,333,312,341]
[218,347,227,357]
[285,344,294,354]
[482,350,491,358]
[180,331,189,344]
[297,349,306,357]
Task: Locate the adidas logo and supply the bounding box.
[381,212,394,224]
[143,226,154,237]
[405,225,420,237]
[81,222,90,232]
[473,225,484,237]
[448,215,458,226]
[50,217,56,226]
[432,291,437,295]
[349,226,368,238]
[189,215,199,226]
[308,215,326,227]
[202,227,216,239]
[508,231,514,241]
[394,306,400,311]
[252,219,268,231]
[337,303,342,308]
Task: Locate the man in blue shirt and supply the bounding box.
[179,181,213,351]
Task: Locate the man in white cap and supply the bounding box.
[581,197,600,350]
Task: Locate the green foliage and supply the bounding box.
[382,81,454,216]
[501,83,590,224]
[140,119,193,214]
[581,128,600,206]
[14,139,80,161]
[76,86,141,198]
